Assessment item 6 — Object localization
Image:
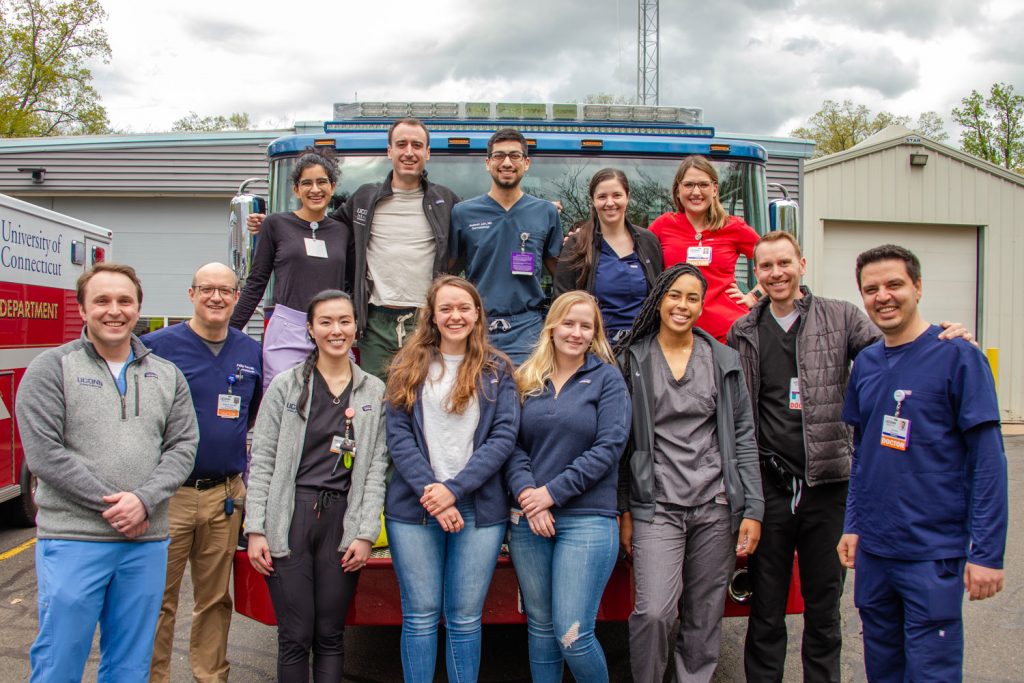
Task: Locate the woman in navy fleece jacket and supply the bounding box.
[384,275,519,683]
[505,290,631,683]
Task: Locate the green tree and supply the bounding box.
[792,99,948,157]
[952,83,1024,172]
[171,111,253,132]
[0,0,111,136]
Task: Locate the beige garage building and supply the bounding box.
[801,125,1024,423]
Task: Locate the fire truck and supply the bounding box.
[0,192,112,526]
[232,101,803,626]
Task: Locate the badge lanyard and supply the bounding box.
[880,389,912,451]
[304,220,328,258]
[510,231,535,276]
[217,373,242,419]
[331,407,357,474]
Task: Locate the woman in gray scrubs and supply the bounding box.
[615,263,763,683]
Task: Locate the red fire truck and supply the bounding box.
[0,193,112,526]
[232,102,804,625]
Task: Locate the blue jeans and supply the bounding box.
[388,504,505,683]
[508,513,619,683]
[32,538,169,683]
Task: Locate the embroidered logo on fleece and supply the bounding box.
[361,404,373,412]
[77,377,103,388]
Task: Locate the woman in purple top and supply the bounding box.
[231,147,353,389]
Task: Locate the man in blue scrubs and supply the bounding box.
[449,127,562,363]
[143,262,263,682]
[838,244,1007,682]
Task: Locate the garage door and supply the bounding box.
[821,220,978,331]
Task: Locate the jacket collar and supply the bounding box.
[382,170,431,197]
[78,327,150,364]
[629,328,739,374]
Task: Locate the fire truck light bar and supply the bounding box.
[332,101,705,126]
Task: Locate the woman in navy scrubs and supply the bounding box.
[553,168,663,344]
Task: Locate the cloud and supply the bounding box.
[782,36,823,56]
[795,0,983,36]
[815,46,919,98]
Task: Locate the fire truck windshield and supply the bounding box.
[269,154,767,233]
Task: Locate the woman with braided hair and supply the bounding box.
[245,290,388,682]
[231,146,354,390]
[614,263,763,683]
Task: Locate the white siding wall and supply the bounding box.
[803,143,1024,422]
[21,196,231,318]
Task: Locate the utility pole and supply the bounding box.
[637,0,659,105]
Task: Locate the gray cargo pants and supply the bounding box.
[628,500,735,683]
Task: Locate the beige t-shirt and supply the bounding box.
[366,188,436,307]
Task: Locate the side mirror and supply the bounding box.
[229,178,267,281]
[768,183,800,242]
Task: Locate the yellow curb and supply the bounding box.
[0,537,36,562]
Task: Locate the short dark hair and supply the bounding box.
[290,146,339,186]
[76,263,143,306]
[387,117,430,146]
[855,244,922,287]
[487,127,528,156]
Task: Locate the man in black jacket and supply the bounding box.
[729,231,877,683]
[333,118,460,378]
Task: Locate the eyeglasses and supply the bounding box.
[298,178,332,189]
[194,285,237,298]
[681,181,714,191]
[488,151,526,163]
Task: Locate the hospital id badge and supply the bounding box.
[216,393,241,419]
[880,415,910,451]
[510,508,523,525]
[304,238,328,258]
[686,246,712,266]
[330,435,344,454]
[511,251,535,276]
[789,377,802,410]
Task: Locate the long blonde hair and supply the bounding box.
[515,291,616,398]
[671,155,727,231]
[386,276,505,413]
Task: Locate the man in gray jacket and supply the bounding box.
[728,232,877,683]
[16,263,198,682]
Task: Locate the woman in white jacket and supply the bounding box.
[245,289,389,683]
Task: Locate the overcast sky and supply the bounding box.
[91,0,1024,139]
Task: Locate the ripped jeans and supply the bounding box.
[508,512,619,683]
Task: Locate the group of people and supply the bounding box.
[15,116,1007,683]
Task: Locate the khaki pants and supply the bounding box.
[150,476,245,683]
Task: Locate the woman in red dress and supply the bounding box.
[648,155,764,342]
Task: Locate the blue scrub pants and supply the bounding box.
[854,549,965,683]
[31,538,169,683]
[487,311,543,365]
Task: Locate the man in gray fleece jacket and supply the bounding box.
[15,263,198,683]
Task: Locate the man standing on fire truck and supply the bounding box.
[143,263,262,682]
[16,263,198,682]
[449,127,562,364]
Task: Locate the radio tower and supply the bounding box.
[637,0,659,105]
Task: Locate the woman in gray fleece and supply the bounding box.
[245,290,389,682]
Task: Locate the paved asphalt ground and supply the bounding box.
[0,436,1021,682]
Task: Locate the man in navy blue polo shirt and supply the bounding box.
[449,127,562,363]
[838,244,1007,683]
[143,262,263,682]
